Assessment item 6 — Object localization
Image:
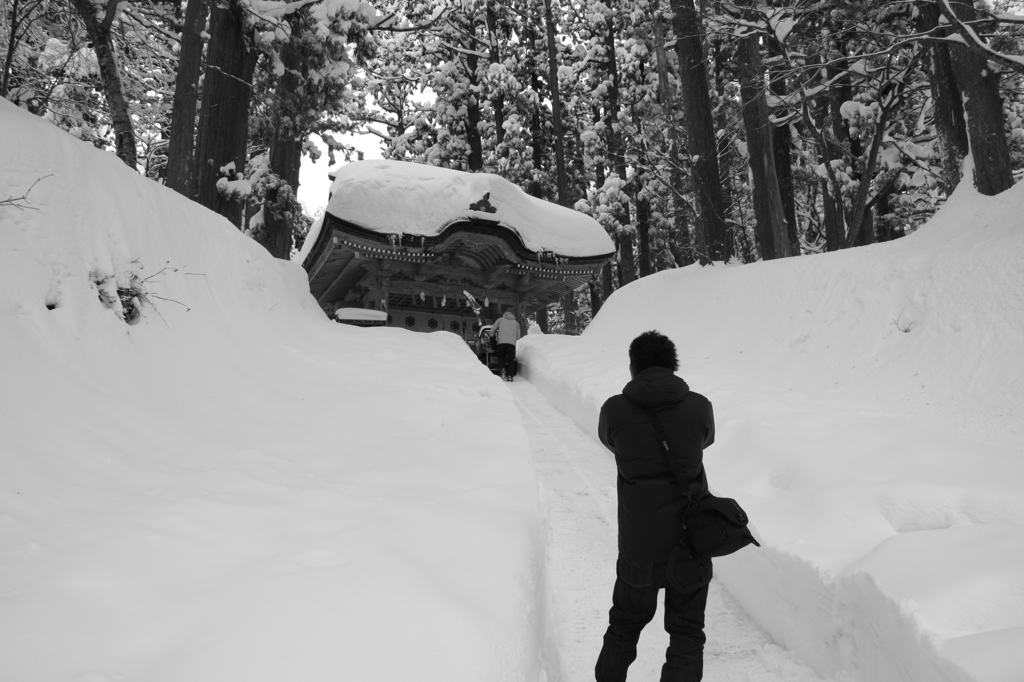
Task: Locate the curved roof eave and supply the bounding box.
[318,212,614,267]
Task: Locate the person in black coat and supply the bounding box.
[595,330,716,682]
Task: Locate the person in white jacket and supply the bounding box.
[489,310,521,381]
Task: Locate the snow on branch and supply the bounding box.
[370,4,448,33]
[936,0,1024,75]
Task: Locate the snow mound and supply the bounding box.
[308,159,614,259]
[0,100,545,682]
[517,176,1024,682]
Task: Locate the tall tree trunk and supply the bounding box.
[453,8,483,171]
[543,0,568,204]
[652,5,692,266]
[857,205,875,246]
[636,190,652,276]
[485,3,505,149]
[592,106,605,190]
[814,51,847,251]
[767,38,798,254]
[618,231,637,284]
[772,120,798,253]
[671,0,726,263]
[711,38,737,252]
[528,19,546,198]
[1,0,23,96]
[917,3,968,194]
[165,0,208,196]
[821,179,843,251]
[258,19,305,259]
[737,29,790,260]
[874,180,897,242]
[602,7,635,285]
[465,58,483,171]
[944,0,1013,196]
[843,102,890,247]
[69,0,137,169]
[194,0,257,226]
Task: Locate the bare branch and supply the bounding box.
[371,7,450,33]
[937,0,1024,75]
[0,175,52,211]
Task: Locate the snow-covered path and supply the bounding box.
[510,379,829,682]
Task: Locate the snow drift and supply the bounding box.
[518,177,1024,682]
[0,100,545,682]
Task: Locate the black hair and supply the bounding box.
[628,330,679,373]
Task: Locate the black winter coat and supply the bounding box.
[598,366,715,561]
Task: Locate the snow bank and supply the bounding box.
[0,100,545,682]
[517,177,1024,682]
[305,159,614,259]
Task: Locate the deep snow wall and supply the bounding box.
[0,101,546,682]
[517,177,1024,682]
[520,351,975,682]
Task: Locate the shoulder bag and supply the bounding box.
[640,404,761,560]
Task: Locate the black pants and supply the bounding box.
[595,557,709,682]
[495,343,516,376]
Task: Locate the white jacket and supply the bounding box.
[490,312,520,345]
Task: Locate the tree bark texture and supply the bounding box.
[601,8,635,285]
[772,122,798,252]
[194,0,257,226]
[69,0,137,169]
[822,178,843,252]
[528,22,545,199]
[917,3,969,194]
[464,43,484,171]
[258,19,305,259]
[767,38,798,253]
[671,0,727,263]
[1,0,22,96]
[617,230,637,285]
[636,193,652,276]
[843,102,890,248]
[485,3,505,149]
[652,5,693,265]
[737,32,790,260]
[814,52,849,252]
[543,0,568,205]
[165,0,208,196]
[944,0,1013,196]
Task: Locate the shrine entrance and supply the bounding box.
[300,161,615,347]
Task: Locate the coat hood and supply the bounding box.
[502,311,515,319]
[622,366,690,407]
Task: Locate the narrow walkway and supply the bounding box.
[510,380,828,682]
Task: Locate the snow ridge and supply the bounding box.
[516,181,1024,682]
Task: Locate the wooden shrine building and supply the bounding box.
[300,161,614,344]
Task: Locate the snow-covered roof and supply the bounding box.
[320,160,614,258]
